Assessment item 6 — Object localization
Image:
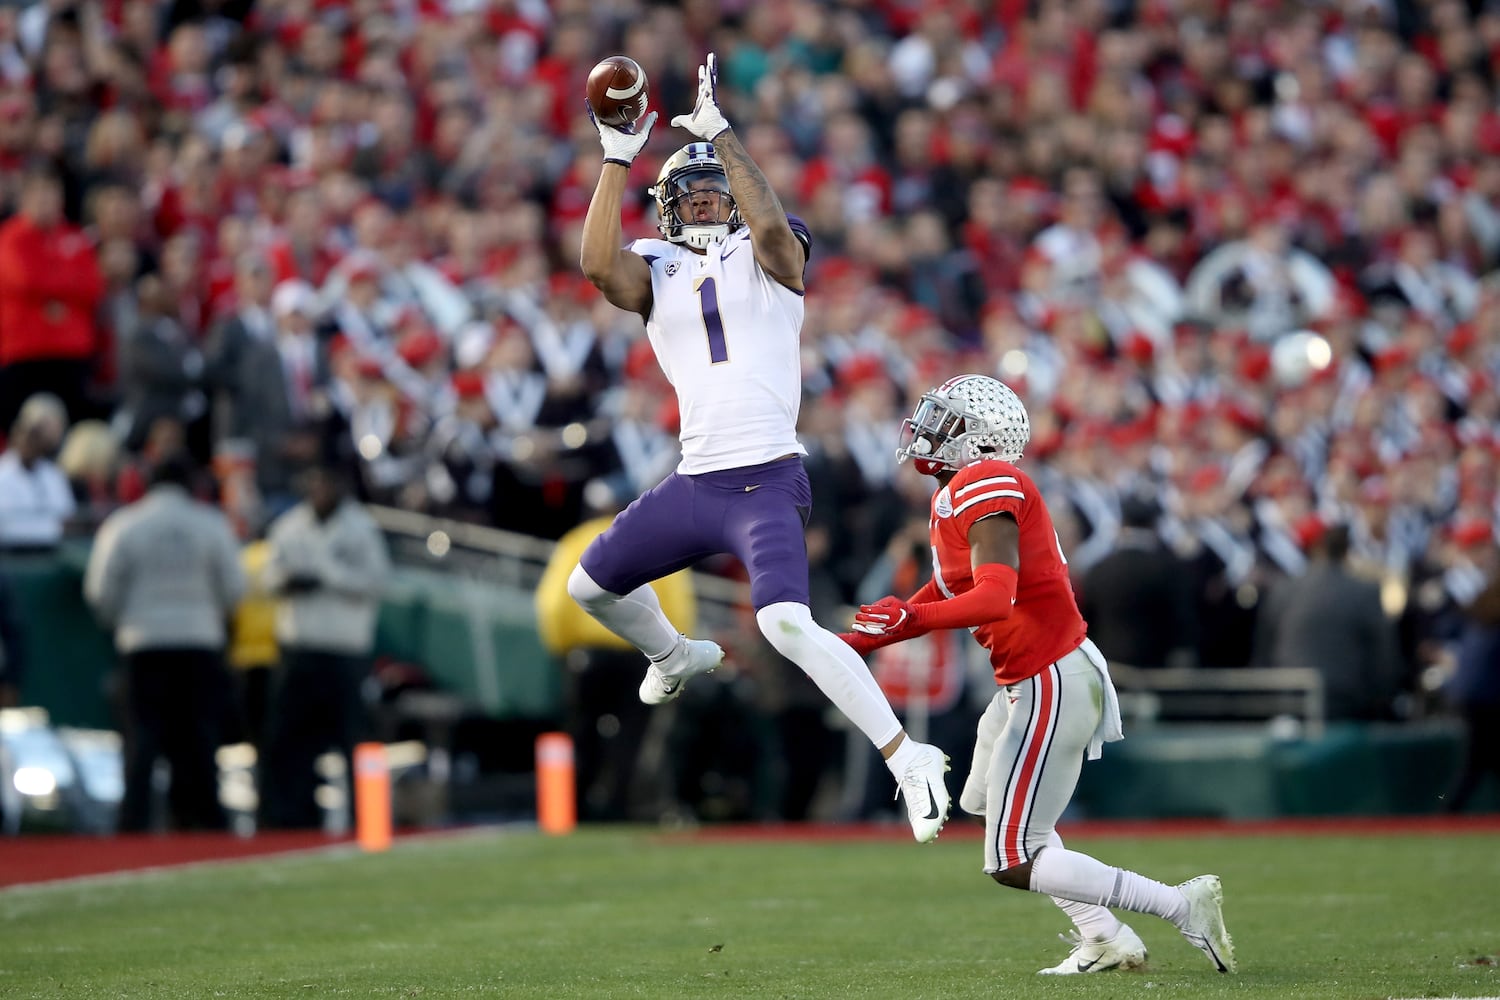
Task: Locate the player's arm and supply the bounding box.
[580,162,652,318]
[580,104,659,319]
[852,515,1020,639]
[713,132,805,291]
[968,513,1020,573]
[672,53,804,291]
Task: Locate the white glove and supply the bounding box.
[671,52,730,141]
[588,102,658,167]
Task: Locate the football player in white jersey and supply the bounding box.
[570,53,952,842]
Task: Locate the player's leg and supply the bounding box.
[959,691,1126,969]
[984,651,1235,973]
[570,473,723,703]
[973,667,1138,971]
[1035,827,1149,974]
[718,459,951,842]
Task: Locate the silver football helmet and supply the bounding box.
[897,374,1031,473]
[652,142,742,249]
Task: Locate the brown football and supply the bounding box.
[587,55,650,129]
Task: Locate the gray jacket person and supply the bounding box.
[262,473,389,657]
[83,453,245,831]
[258,464,390,829]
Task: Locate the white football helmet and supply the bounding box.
[652,142,742,249]
[897,374,1031,474]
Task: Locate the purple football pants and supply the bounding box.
[579,456,812,610]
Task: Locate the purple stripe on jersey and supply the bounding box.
[785,214,813,260]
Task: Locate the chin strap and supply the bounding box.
[913,458,946,476]
[682,224,730,249]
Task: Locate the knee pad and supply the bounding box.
[567,565,615,612]
[755,601,816,658]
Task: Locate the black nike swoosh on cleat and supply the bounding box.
[923,782,941,820]
[1075,958,1102,973]
[1188,934,1227,972]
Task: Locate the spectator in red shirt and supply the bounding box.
[0,166,104,430]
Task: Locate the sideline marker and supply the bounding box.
[535,732,577,835]
[353,742,392,852]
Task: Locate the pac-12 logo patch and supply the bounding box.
[664,261,681,276]
[934,486,952,518]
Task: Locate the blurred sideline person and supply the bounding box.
[84,452,245,832]
[57,418,123,521]
[0,393,76,551]
[1443,534,1500,812]
[228,538,280,753]
[573,53,951,842]
[259,463,390,830]
[536,483,697,821]
[1252,521,1403,721]
[0,570,23,707]
[845,375,1236,975]
[1079,495,1199,670]
[0,166,104,429]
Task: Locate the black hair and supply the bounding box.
[1321,523,1352,563]
[149,450,196,489]
[1120,494,1160,529]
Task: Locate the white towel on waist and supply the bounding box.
[1077,637,1124,760]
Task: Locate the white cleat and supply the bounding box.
[1176,874,1236,973]
[639,637,724,705]
[1038,924,1149,975]
[895,743,951,843]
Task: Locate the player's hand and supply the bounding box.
[671,52,730,141]
[588,101,658,166]
[851,595,917,638]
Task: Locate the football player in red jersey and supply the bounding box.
[844,374,1237,975]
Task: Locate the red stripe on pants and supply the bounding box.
[1002,666,1055,868]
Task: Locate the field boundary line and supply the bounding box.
[0,824,516,892]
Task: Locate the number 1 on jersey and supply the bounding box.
[694,276,729,364]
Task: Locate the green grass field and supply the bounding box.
[1,826,1497,999]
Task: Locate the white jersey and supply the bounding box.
[628,231,807,474]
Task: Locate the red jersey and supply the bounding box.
[928,458,1087,685]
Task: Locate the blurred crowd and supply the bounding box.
[0,0,1498,733]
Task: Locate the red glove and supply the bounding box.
[837,631,884,657]
[851,595,923,640]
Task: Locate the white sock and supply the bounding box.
[1031,844,1189,927]
[886,736,921,775]
[1044,832,1121,941]
[755,601,903,749]
[567,566,679,660]
[1054,897,1122,942]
